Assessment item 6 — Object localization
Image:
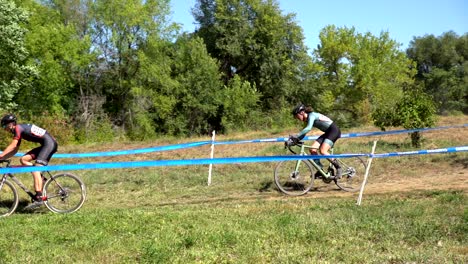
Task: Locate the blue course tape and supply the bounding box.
[15,141,211,158]
[372,146,468,158]
[1,146,466,174]
[215,124,468,144]
[11,124,467,158]
[340,124,468,139]
[0,153,368,174]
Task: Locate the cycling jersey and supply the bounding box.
[297,112,334,139]
[296,112,341,147]
[12,124,54,145]
[10,124,58,165]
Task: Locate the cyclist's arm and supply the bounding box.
[0,139,20,160]
[296,115,314,140]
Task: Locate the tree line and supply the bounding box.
[1,0,466,145]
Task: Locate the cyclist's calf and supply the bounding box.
[19,155,44,197]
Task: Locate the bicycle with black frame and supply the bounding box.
[274,136,367,196]
[0,159,86,217]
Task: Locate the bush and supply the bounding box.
[28,112,74,145]
[73,116,118,144]
[373,87,437,147]
[220,76,261,133]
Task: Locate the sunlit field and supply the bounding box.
[0,115,466,263]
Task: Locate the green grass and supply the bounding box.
[0,191,465,263]
[0,116,467,263]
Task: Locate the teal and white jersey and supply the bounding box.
[297,112,333,139]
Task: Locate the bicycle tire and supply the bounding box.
[274,159,315,196]
[43,173,86,214]
[334,157,367,192]
[0,180,19,217]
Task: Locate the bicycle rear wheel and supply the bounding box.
[0,180,19,217]
[334,157,367,192]
[274,159,315,196]
[43,173,86,214]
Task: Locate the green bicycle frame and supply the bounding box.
[294,143,332,179]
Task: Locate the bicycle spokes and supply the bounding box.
[0,180,19,217]
[334,157,367,192]
[275,160,315,196]
[43,173,86,214]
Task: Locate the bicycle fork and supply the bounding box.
[0,175,7,192]
[291,159,302,179]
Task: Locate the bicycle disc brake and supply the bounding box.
[346,167,356,178]
[290,171,300,180]
[58,188,71,201]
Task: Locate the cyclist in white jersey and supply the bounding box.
[291,104,342,174]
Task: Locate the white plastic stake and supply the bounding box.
[207,130,216,186]
[357,140,378,206]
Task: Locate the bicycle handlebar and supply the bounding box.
[0,159,11,167]
[284,140,303,154]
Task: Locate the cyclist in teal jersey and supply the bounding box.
[290,104,342,174]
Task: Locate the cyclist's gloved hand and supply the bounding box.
[287,135,300,146]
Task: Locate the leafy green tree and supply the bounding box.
[315,25,416,126]
[90,0,177,124]
[127,37,174,139]
[170,36,224,135]
[31,0,124,140]
[15,0,94,116]
[193,0,310,109]
[130,35,224,138]
[407,31,468,114]
[0,0,37,112]
[373,86,437,147]
[40,0,93,38]
[221,75,260,132]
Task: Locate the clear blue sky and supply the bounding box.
[170,0,467,51]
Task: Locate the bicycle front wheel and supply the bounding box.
[43,173,86,214]
[274,159,315,196]
[334,157,367,192]
[0,180,19,217]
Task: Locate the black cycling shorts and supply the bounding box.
[316,122,341,146]
[25,136,58,166]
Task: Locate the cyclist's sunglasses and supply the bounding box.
[2,122,14,129]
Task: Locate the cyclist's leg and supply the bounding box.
[22,140,57,201]
[319,123,341,170]
[20,150,43,200]
[309,140,322,168]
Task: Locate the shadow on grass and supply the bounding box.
[454,157,468,168]
[258,180,273,192]
[154,182,344,208]
[9,200,49,215]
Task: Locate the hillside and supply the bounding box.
[0,115,466,263]
[54,115,467,205]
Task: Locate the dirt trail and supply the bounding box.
[155,169,467,208]
[292,161,468,200]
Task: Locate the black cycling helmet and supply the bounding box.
[1,114,17,128]
[291,104,305,115]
